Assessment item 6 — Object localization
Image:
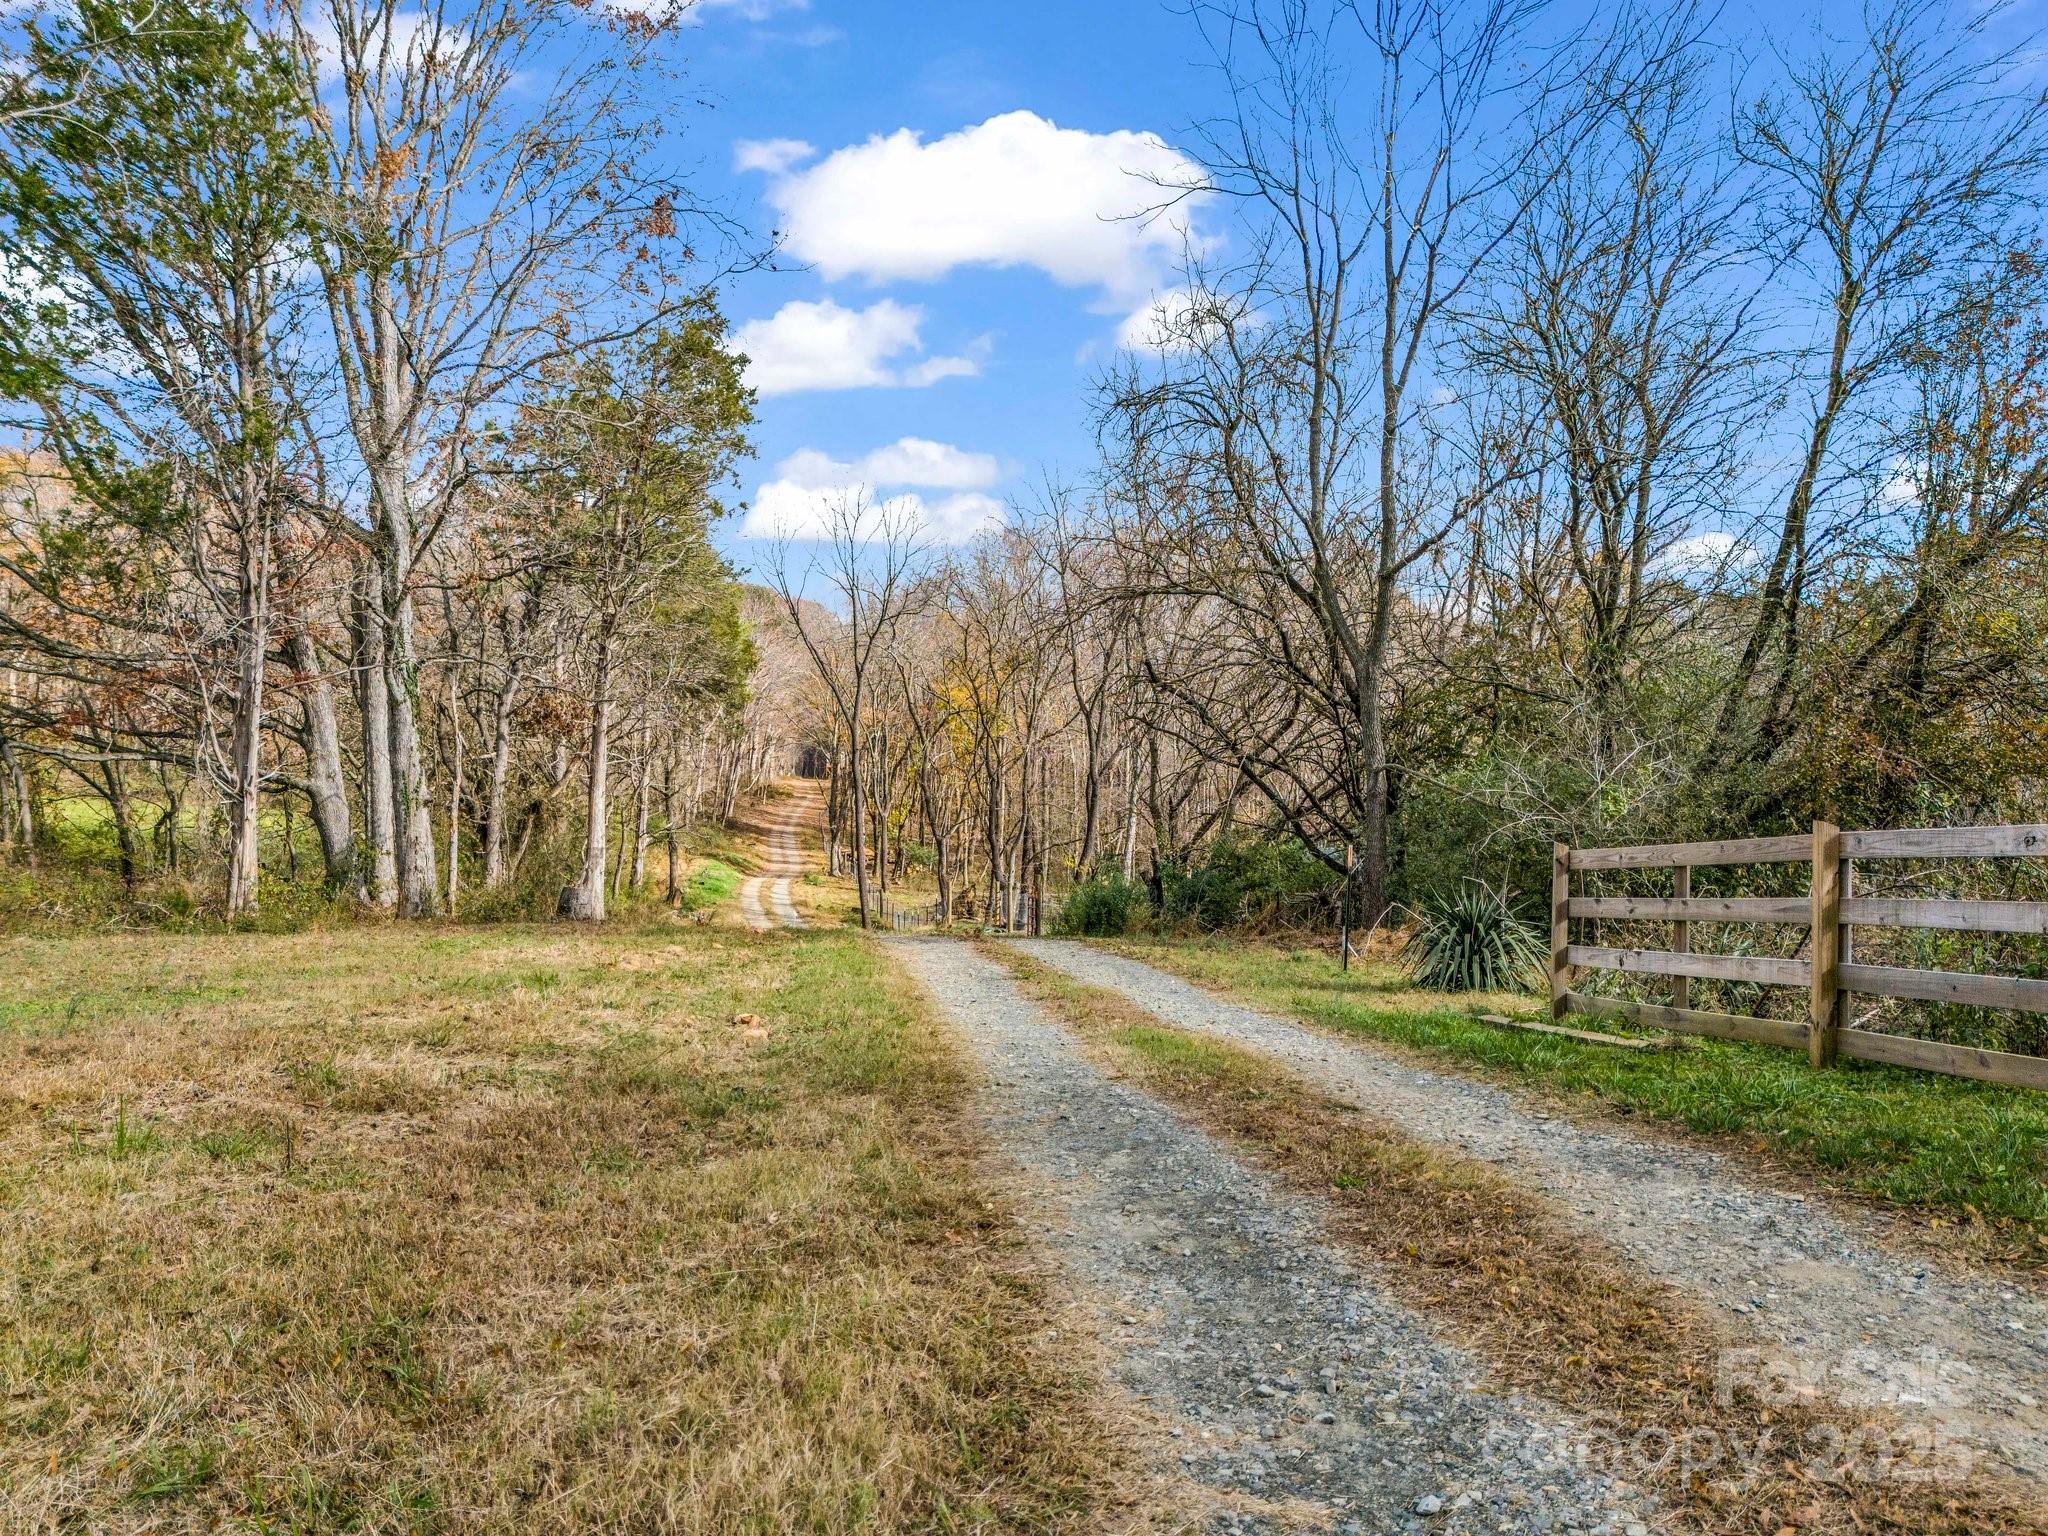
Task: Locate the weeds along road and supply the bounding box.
[1013,938,2048,1493]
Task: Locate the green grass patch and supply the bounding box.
[684,855,745,909]
[1114,938,2048,1256]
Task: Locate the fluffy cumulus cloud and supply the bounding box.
[732,137,816,175]
[732,298,985,396]
[745,437,1004,544]
[1657,530,1758,582]
[1116,285,1237,353]
[748,110,1209,304]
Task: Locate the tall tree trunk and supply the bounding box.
[1120,739,1140,881]
[384,557,437,916]
[1034,755,1050,935]
[849,738,872,930]
[559,638,611,921]
[871,732,890,895]
[444,648,462,915]
[481,668,520,889]
[629,725,651,891]
[154,763,179,873]
[663,752,681,904]
[720,739,744,822]
[224,516,269,916]
[1076,722,1101,875]
[223,640,264,914]
[104,764,137,888]
[1,736,34,863]
[825,750,843,874]
[288,629,357,897]
[354,567,398,907]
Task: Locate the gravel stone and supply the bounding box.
[1020,938,2048,1485]
[893,937,1658,1536]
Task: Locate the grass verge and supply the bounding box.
[0,923,1138,1534]
[999,948,2045,1536]
[1107,938,2048,1262]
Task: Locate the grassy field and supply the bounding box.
[0,920,1137,1534]
[1110,939,2048,1260]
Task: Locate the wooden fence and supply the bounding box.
[1550,823,2048,1091]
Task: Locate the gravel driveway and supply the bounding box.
[892,937,1661,1536]
[1018,938,2048,1490]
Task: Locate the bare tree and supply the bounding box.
[279,0,713,915]
[770,495,927,931]
[1713,0,2048,767]
[1103,0,1600,919]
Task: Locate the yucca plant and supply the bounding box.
[1402,883,1546,993]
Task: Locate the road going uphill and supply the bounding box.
[738,781,819,932]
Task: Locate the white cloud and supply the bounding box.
[733,137,816,176]
[731,298,984,396]
[744,437,1004,544]
[850,437,997,489]
[1880,461,1920,509]
[1658,530,1758,582]
[914,491,1007,542]
[902,352,981,387]
[1117,286,1230,353]
[761,110,1210,304]
[691,0,808,16]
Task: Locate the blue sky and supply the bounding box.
[681,0,1224,566]
[675,0,2048,578]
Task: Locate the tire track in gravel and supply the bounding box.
[892,936,1663,1536]
[1020,938,2048,1491]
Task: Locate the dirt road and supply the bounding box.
[737,781,819,931]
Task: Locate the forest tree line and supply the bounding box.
[4,0,2047,933]
[778,0,2048,933]
[0,0,789,920]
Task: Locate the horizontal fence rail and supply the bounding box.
[1551,823,2048,1092]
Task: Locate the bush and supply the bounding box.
[1402,884,1546,993]
[1162,835,1338,930]
[1053,869,1148,937]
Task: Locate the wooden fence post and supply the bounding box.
[1672,864,1691,1012]
[1809,820,1843,1067]
[1550,842,1571,1021]
[1341,843,1354,972]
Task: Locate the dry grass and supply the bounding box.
[0,923,1143,1534]
[998,948,2047,1536]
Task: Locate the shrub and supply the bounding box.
[1054,869,1148,937]
[1402,884,1546,993]
[1161,835,1338,930]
